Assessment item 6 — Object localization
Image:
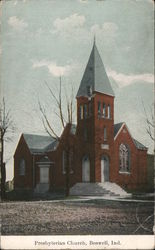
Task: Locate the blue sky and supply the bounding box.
[0,0,154,180]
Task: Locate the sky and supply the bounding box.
[0,0,154,181]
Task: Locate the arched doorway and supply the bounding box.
[82,156,90,182]
[101,155,109,182]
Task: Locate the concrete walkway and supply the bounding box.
[2,194,154,204]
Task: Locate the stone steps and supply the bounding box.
[70,182,131,198]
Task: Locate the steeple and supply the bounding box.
[76,41,114,97]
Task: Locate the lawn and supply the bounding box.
[0,199,154,235]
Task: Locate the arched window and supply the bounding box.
[79,105,83,120]
[107,105,111,119]
[98,101,101,115]
[62,150,74,174]
[119,144,130,172]
[88,102,92,117]
[19,158,26,176]
[104,127,107,141]
[103,103,106,118]
[83,104,87,119]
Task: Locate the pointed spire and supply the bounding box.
[76,42,114,98]
[93,35,96,46]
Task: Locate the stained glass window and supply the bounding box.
[119,144,130,172]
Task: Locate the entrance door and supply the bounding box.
[40,167,49,184]
[82,156,90,182]
[101,156,109,182]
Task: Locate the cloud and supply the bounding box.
[52,13,86,35]
[91,22,118,38]
[107,69,154,87]
[78,0,88,3]
[8,16,28,31]
[32,60,74,77]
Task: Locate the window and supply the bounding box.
[103,103,106,118]
[107,105,111,119]
[98,101,101,115]
[79,105,83,120]
[62,150,66,174]
[104,127,107,141]
[83,104,87,119]
[88,102,92,117]
[119,144,130,172]
[19,158,26,176]
[87,86,92,96]
[62,150,74,174]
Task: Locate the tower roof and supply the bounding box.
[77,41,114,97]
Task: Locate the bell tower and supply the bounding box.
[76,40,115,183]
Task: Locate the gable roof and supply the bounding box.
[23,133,58,153]
[114,122,147,150]
[76,41,115,98]
[114,122,124,137]
[132,138,147,150]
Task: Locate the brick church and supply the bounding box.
[14,41,148,195]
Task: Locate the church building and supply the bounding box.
[14,41,148,196]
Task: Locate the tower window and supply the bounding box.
[79,105,84,120]
[119,144,130,172]
[104,127,107,141]
[87,86,92,96]
[98,101,101,116]
[83,104,87,119]
[19,158,26,176]
[103,103,106,118]
[88,102,92,117]
[107,105,111,119]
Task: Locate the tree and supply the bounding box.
[39,77,75,197]
[0,98,15,200]
[143,102,155,143]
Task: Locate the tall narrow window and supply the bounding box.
[79,105,83,120]
[69,149,74,174]
[103,103,106,118]
[62,150,66,174]
[83,104,87,119]
[19,158,26,176]
[119,144,130,172]
[88,102,92,117]
[104,127,107,141]
[98,101,101,116]
[107,105,111,119]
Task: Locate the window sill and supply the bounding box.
[63,171,74,175]
[119,171,131,175]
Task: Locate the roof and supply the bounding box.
[114,122,124,137]
[114,123,147,150]
[76,41,115,97]
[23,133,57,153]
[133,138,147,150]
